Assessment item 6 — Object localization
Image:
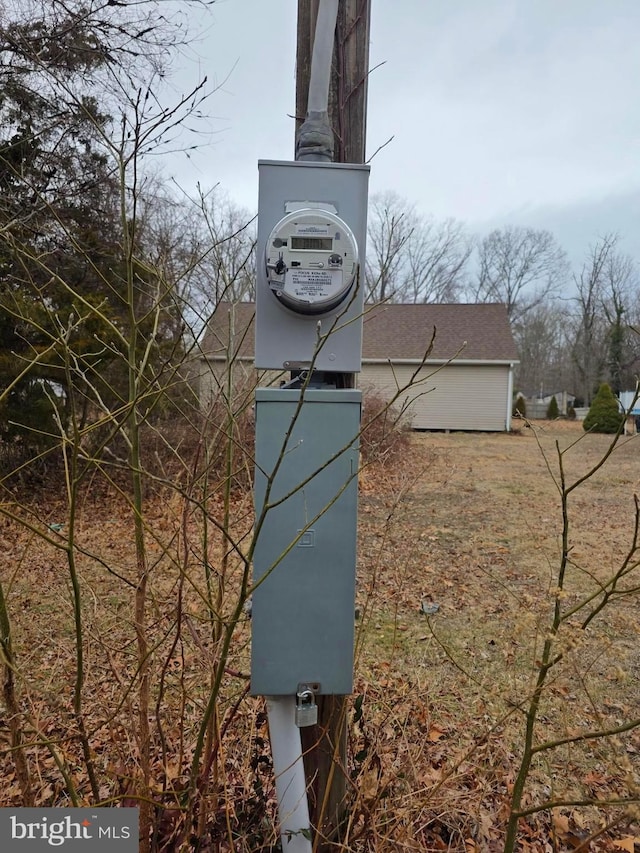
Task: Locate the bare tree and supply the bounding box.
[398,216,472,303]
[514,235,639,404]
[365,191,415,302]
[138,187,256,344]
[568,234,640,404]
[135,189,205,340]
[514,301,570,396]
[570,236,618,406]
[600,249,640,394]
[472,226,569,325]
[198,190,257,306]
[365,191,470,303]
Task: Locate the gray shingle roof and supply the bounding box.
[201,302,518,363]
[362,302,518,362]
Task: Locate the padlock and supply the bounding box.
[295,688,318,727]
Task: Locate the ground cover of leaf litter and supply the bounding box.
[0,419,639,852]
[355,420,640,851]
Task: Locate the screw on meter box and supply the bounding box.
[254,159,370,373]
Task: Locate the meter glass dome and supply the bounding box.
[265,208,359,316]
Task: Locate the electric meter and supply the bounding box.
[265,209,359,315]
[255,160,369,372]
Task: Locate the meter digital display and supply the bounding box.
[265,208,359,316]
[290,236,333,251]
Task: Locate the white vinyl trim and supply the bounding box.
[362,358,519,367]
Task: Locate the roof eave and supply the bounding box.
[362,357,519,366]
[201,355,520,366]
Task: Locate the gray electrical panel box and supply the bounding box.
[251,388,361,696]
[255,160,370,373]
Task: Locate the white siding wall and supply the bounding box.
[360,362,511,431]
[197,360,512,431]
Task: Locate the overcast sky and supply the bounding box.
[162,0,640,265]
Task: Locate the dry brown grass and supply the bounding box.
[354,420,640,850]
[0,419,639,851]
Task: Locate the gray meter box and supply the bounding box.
[251,389,361,695]
[255,160,369,373]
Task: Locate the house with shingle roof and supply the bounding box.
[199,302,519,431]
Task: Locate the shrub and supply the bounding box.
[546,395,559,419]
[566,404,576,420]
[582,383,625,433]
[512,395,527,418]
[360,392,412,466]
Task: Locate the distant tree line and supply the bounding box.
[2,0,638,457]
[365,192,640,407]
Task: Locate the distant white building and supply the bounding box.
[618,390,640,434]
[199,302,519,432]
[521,391,576,418]
[618,390,640,415]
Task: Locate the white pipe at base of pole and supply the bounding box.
[266,696,313,853]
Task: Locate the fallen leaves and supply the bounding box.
[0,423,639,851]
[612,838,640,852]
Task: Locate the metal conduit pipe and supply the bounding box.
[296,0,339,162]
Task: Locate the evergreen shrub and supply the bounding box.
[546,395,559,419]
[582,383,625,434]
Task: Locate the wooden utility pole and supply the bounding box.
[295,1,371,848]
[296,0,371,164]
